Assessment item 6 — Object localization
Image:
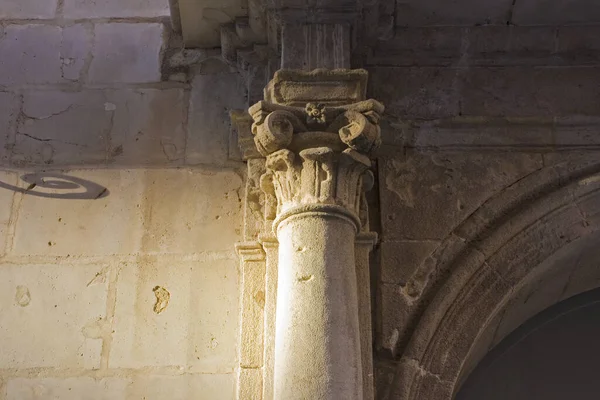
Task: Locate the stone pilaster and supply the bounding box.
[247,68,382,399]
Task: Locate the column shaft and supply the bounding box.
[274,210,363,399]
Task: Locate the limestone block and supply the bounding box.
[377,283,413,357]
[11,89,187,166]
[238,368,262,400]
[238,260,265,367]
[88,23,164,84]
[0,24,89,86]
[370,27,463,66]
[368,67,460,119]
[61,24,92,81]
[0,171,17,256]
[409,118,554,148]
[10,169,144,256]
[0,0,57,19]
[467,26,555,55]
[136,169,243,253]
[0,91,19,164]
[6,374,235,400]
[107,89,186,165]
[395,0,513,26]
[126,374,235,400]
[380,152,543,240]
[12,91,110,165]
[187,72,247,165]
[109,257,239,372]
[0,25,63,86]
[556,27,600,65]
[513,0,600,25]
[63,0,169,19]
[380,240,439,286]
[0,263,107,368]
[461,66,600,117]
[6,378,126,400]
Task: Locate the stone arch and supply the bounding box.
[386,154,600,400]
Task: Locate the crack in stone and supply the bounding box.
[19,133,83,147]
[22,104,74,120]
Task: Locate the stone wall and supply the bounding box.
[3,1,600,398]
[0,1,249,399]
[370,25,600,399]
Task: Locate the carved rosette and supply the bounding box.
[249,93,383,230]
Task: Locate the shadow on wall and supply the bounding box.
[0,172,109,200]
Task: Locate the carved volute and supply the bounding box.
[249,69,384,231]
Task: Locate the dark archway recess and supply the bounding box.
[457,287,600,400]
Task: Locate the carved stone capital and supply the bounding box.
[249,69,383,231]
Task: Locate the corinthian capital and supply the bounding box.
[249,69,383,230]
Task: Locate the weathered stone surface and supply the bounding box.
[0,263,107,368]
[369,26,600,68]
[88,23,164,84]
[10,169,144,256]
[0,0,57,19]
[0,171,17,256]
[461,67,600,117]
[369,27,463,66]
[187,71,246,165]
[6,378,126,400]
[238,368,262,400]
[108,89,187,165]
[61,24,92,81]
[467,26,555,55]
[237,259,265,368]
[0,92,19,164]
[368,67,460,120]
[377,283,413,357]
[63,0,169,19]
[380,152,543,240]
[370,65,600,121]
[380,240,439,286]
[12,91,110,166]
[109,257,239,372]
[0,24,90,87]
[557,26,600,53]
[0,25,64,86]
[408,118,554,149]
[136,169,243,253]
[5,375,234,400]
[125,374,236,399]
[395,0,513,26]
[513,0,600,25]
[10,89,187,166]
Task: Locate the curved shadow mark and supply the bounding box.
[0,172,110,199]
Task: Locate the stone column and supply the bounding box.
[249,69,383,399]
